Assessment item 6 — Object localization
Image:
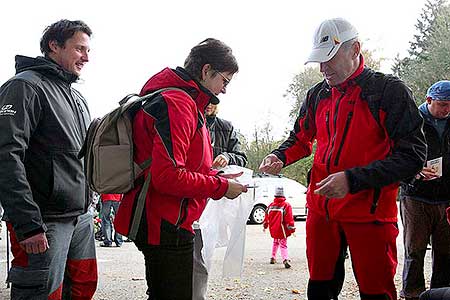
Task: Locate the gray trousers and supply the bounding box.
[7,212,97,300]
[193,228,208,300]
[400,196,450,298]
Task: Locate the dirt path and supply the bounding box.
[0,218,433,300]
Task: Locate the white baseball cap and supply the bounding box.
[305,18,359,64]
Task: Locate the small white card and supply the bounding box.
[427,157,443,177]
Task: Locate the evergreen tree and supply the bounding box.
[393,0,450,103]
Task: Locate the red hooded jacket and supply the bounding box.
[263,196,296,239]
[114,67,228,245]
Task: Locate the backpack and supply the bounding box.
[78,87,183,194]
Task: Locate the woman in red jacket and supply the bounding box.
[263,186,296,269]
[114,38,247,300]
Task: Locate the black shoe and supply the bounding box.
[283,259,291,269]
[124,238,133,243]
[100,242,112,247]
[270,257,276,264]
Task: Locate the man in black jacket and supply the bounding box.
[205,103,248,168]
[0,20,97,299]
[400,80,450,300]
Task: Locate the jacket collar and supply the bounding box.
[139,67,219,111]
[274,196,286,203]
[15,55,79,84]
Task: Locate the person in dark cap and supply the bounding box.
[259,17,426,300]
[400,80,450,300]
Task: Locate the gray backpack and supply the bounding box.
[78,88,182,194]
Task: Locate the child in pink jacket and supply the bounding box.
[263,186,296,268]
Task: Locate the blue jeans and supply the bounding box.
[101,201,123,246]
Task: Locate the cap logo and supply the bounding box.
[320,36,329,43]
[333,37,341,45]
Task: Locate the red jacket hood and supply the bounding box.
[273,196,286,203]
[140,67,220,112]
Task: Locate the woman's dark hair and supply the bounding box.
[184,38,238,80]
[40,19,92,56]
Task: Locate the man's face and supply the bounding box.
[49,31,90,76]
[319,43,357,86]
[427,98,450,119]
[205,103,217,116]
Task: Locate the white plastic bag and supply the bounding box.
[199,166,255,277]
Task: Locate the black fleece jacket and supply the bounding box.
[0,55,91,241]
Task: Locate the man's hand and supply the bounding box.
[259,154,283,175]
[224,180,248,199]
[314,171,349,199]
[19,232,49,254]
[212,154,229,169]
[415,167,439,181]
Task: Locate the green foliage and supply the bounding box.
[244,122,280,172]
[284,67,322,122]
[282,144,315,185]
[243,122,314,186]
[393,0,450,103]
[361,48,384,71]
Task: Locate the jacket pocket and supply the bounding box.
[159,218,194,246]
[49,151,86,214]
[334,111,353,166]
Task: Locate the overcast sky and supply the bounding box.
[0,0,427,140]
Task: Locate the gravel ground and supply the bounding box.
[0,217,433,300]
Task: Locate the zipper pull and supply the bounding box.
[75,98,84,113]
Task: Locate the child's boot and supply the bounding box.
[283,259,291,269]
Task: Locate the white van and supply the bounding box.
[248,174,307,224]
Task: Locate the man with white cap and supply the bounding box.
[399,80,450,300]
[259,17,426,300]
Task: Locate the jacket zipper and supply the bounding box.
[175,198,189,246]
[324,92,345,220]
[175,198,188,229]
[321,111,331,163]
[195,116,206,172]
[67,89,85,144]
[326,92,346,173]
[325,197,330,221]
[334,111,353,166]
[67,87,90,210]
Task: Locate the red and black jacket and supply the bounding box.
[114,67,228,245]
[263,196,296,239]
[272,56,426,222]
